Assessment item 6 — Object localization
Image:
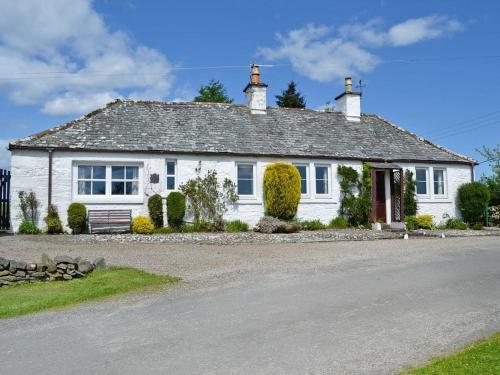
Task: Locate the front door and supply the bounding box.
[374,171,386,223]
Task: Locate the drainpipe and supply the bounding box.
[48,148,54,207]
[470,162,475,182]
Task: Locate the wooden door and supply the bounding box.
[374,171,386,223]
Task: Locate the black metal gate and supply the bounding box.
[0,169,11,231]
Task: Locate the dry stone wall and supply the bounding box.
[0,254,106,287]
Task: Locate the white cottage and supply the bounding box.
[8,66,476,231]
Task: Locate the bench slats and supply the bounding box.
[88,209,132,234]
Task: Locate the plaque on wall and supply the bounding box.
[150,173,160,184]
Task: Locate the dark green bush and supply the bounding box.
[167,191,186,227]
[67,202,87,234]
[445,218,468,230]
[457,182,490,224]
[329,216,348,229]
[263,162,301,220]
[148,194,164,228]
[18,219,41,234]
[225,220,249,232]
[404,170,418,216]
[44,204,63,234]
[299,219,326,231]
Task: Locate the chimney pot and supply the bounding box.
[251,64,260,85]
[345,77,352,93]
[243,64,268,115]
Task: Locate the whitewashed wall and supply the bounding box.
[10,149,472,231]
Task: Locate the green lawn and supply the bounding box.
[0,267,179,319]
[401,332,500,374]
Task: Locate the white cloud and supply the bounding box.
[258,15,463,82]
[0,139,11,170]
[0,0,174,116]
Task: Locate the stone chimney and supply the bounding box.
[243,64,268,114]
[335,77,361,122]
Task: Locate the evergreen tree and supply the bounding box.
[275,81,306,108]
[194,80,233,103]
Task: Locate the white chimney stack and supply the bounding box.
[243,64,268,114]
[335,77,361,122]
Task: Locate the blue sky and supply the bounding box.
[0,0,499,176]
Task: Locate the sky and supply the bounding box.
[0,0,499,176]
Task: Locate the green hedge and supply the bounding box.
[167,191,186,227]
[148,194,164,228]
[457,182,490,224]
[263,162,301,220]
[67,202,87,234]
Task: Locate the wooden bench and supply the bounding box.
[88,209,132,234]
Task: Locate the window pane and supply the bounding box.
[295,165,306,179]
[316,166,328,180]
[301,179,307,194]
[112,166,124,179]
[167,176,175,190]
[112,181,124,195]
[416,169,426,182]
[166,162,175,176]
[316,179,326,194]
[295,166,307,194]
[92,181,106,195]
[238,179,253,195]
[93,166,106,180]
[417,181,427,195]
[238,165,253,179]
[78,181,91,195]
[78,165,92,179]
[125,181,139,195]
[126,166,138,180]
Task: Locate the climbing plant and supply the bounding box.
[403,169,417,216]
[337,164,372,226]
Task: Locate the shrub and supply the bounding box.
[67,202,87,234]
[254,216,300,234]
[225,220,249,232]
[148,194,164,228]
[167,191,186,228]
[416,214,433,229]
[329,216,349,229]
[338,164,372,226]
[404,215,419,230]
[18,191,40,223]
[445,218,468,230]
[18,219,41,234]
[131,216,155,234]
[155,226,177,234]
[179,166,237,230]
[263,162,301,220]
[457,182,490,224]
[44,204,63,234]
[472,223,484,230]
[299,219,326,231]
[489,205,500,226]
[404,170,418,216]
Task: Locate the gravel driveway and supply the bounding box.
[0,236,499,374]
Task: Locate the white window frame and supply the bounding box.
[236,162,257,199]
[165,159,177,192]
[72,161,143,203]
[76,165,107,196]
[415,167,430,198]
[314,164,331,197]
[110,166,140,196]
[432,167,448,198]
[293,163,310,198]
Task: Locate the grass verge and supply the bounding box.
[401,332,500,374]
[0,267,179,319]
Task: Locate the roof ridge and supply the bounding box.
[367,113,477,164]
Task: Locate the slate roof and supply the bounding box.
[10,99,475,164]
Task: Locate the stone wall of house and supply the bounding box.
[9,149,473,230]
[0,254,105,287]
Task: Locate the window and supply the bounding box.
[433,168,446,195]
[166,161,176,190]
[294,164,308,194]
[237,164,254,196]
[416,168,428,195]
[77,165,106,195]
[111,166,139,195]
[315,165,329,195]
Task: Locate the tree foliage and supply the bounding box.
[167,191,186,228]
[275,81,306,108]
[179,165,238,230]
[263,162,301,220]
[404,170,418,216]
[147,194,164,228]
[18,191,39,224]
[194,79,233,103]
[457,182,490,224]
[478,144,500,205]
